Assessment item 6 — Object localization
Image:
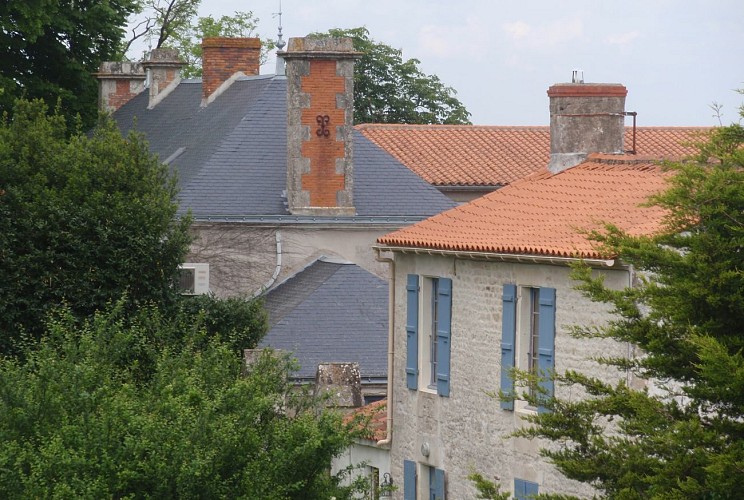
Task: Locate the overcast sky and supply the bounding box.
[147,0,744,126]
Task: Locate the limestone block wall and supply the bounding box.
[389,253,631,499]
[187,223,396,297]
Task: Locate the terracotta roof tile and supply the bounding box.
[344,399,387,442]
[357,124,709,186]
[377,156,671,259]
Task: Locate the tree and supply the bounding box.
[319,28,471,125]
[507,116,744,497]
[166,11,270,78]
[122,1,270,78]
[0,98,192,353]
[0,302,359,498]
[0,0,140,129]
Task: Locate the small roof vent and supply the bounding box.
[572,69,584,84]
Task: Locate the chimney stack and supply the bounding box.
[282,36,361,216]
[141,48,185,109]
[201,37,261,104]
[95,61,146,113]
[547,82,627,173]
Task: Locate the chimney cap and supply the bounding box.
[279,36,362,59]
[547,83,627,98]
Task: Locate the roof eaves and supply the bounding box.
[373,244,621,269]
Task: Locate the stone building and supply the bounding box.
[374,82,704,499]
[98,37,455,298]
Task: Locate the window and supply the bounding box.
[176,263,210,295]
[513,478,539,499]
[403,460,416,500]
[403,461,445,500]
[501,284,555,413]
[406,274,452,396]
[368,466,380,500]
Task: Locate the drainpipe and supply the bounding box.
[375,247,395,447]
[254,230,283,296]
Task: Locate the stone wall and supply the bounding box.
[187,222,396,297]
[389,253,632,499]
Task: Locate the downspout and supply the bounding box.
[627,263,635,386]
[254,230,283,297]
[375,247,395,448]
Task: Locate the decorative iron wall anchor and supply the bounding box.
[316,115,330,137]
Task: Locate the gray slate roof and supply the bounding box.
[260,258,388,381]
[113,75,455,219]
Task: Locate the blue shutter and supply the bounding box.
[501,284,517,410]
[432,467,446,500]
[406,274,419,390]
[537,287,556,414]
[436,278,452,397]
[404,460,417,500]
[514,478,539,499]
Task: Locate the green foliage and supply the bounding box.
[0,98,192,354]
[318,28,471,125]
[0,0,140,129]
[166,11,272,78]
[0,303,355,499]
[510,113,744,498]
[468,473,512,499]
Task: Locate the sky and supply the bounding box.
[137,0,744,126]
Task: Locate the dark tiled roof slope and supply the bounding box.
[113,76,455,218]
[261,259,388,380]
[357,124,709,186]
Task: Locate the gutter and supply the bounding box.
[374,247,396,448]
[186,215,431,225]
[373,245,622,269]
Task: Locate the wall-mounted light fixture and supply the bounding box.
[380,472,393,497]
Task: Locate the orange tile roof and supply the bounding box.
[377,155,671,259]
[357,124,708,187]
[344,399,387,442]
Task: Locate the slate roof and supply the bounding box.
[113,76,455,219]
[377,154,671,260]
[260,258,388,381]
[357,124,709,187]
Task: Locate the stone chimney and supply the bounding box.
[547,82,627,173]
[201,37,261,103]
[141,48,185,109]
[95,61,146,113]
[281,36,361,216]
[315,362,363,408]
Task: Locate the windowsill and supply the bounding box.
[514,399,538,417]
[419,385,438,396]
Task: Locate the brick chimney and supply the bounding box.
[547,82,627,173]
[282,36,361,216]
[141,48,185,109]
[201,37,261,104]
[95,61,146,113]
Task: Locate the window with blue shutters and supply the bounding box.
[409,276,452,397]
[429,466,446,500]
[404,460,417,500]
[501,284,517,410]
[503,285,556,412]
[514,478,539,499]
[406,275,420,390]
